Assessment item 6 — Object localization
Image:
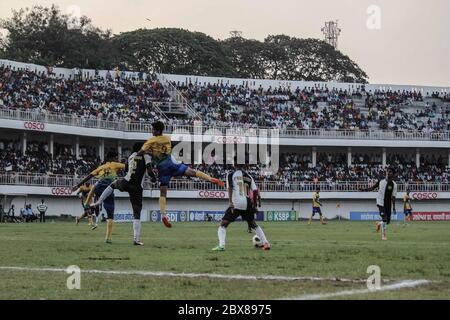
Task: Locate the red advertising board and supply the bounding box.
[412,212,450,221]
[198,190,226,199]
[23,121,46,131]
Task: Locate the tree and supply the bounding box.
[222,36,266,79]
[113,28,235,77]
[259,36,368,83]
[0,5,369,82]
[221,34,368,83]
[0,5,117,69]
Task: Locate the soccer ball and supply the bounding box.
[252,235,262,248]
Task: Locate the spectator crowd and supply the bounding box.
[0,64,449,186]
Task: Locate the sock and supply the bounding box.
[195,171,212,182]
[159,197,167,216]
[94,186,113,206]
[381,222,386,238]
[255,226,268,244]
[88,216,92,225]
[133,219,141,242]
[94,214,99,225]
[218,226,226,247]
[106,219,113,240]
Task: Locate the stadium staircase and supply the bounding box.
[156,73,201,120]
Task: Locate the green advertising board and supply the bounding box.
[265,210,298,221]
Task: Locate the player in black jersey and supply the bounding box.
[92,142,156,245]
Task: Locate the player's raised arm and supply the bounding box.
[227,172,234,208]
[359,180,380,192]
[72,173,94,192]
[250,176,260,208]
[144,154,157,183]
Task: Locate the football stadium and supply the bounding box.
[0,1,449,303]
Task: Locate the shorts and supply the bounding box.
[157,156,188,186]
[223,198,255,223]
[83,204,91,214]
[116,179,143,207]
[312,207,322,216]
[377,205,392,224]
[404,209,412,216]
[95,179,115,217]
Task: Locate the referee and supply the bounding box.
[37,199,48,223]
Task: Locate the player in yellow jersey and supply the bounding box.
[74,182,94,225]
[138,121,224,228]
[72,153,125,243]
[403,189,413,222]
[308,187,327,225]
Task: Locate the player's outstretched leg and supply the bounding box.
[184,168,224,187]
[92,183,116,207]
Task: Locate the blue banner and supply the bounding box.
[350,211,405,221]
[146,210,264,222]
[147,210,189,223]
[114,211,147,222]
[188,210,264,222]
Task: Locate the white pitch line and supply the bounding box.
[0,266,375,283]
[283,279,431,300]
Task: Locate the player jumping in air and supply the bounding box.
[403,189,413,222]
[212,157,270,251]
[91,142,156,246]
[74,182,94,226]
[138,121,224,228]
[72,153,125,244]
[308,187,327,225]
[360,167,397,241]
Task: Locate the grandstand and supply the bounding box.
[1,58,449,221]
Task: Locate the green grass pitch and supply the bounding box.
[0,220,449,299]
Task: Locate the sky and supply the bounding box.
[1,0,449,87]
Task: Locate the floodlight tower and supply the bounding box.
[321,20,341,49]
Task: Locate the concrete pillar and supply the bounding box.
[50,134,54,159]
[99,139,105,162]
[382,148,387,168]
[416,148,420,168]
[118,140,123,160]
[448,149,450,167]
[347,147,352,167]
[312,147,317,167]
[75,137,80,160]
[22,132,27,156]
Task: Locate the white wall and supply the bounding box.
[3,118,450,149]
[4,194,450,220]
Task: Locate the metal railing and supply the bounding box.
[1,107,450,141]
[1,173,449,193]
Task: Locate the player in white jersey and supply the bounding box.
[360,167,397,241]
[92,142,156,245]
[212,159,270,251]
